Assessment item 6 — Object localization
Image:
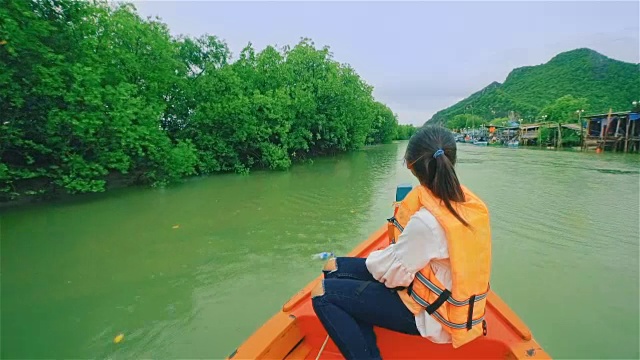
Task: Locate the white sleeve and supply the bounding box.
[365,208,446,288]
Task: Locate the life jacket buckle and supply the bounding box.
[482,320,488,336]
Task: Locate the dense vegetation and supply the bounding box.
[394,124,419,140]
[428,48,640,128]
[0,0,408,202]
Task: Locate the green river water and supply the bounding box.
[1,141,639,359]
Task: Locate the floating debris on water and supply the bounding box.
[113,333,124,344]
[172,225,180,229]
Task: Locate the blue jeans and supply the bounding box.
[311,257,420,359]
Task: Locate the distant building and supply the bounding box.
[582,111,639,152]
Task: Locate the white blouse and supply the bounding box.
[365,207,453,344]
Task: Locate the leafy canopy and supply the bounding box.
[0,0,402,201]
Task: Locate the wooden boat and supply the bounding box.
[228,187,551,360]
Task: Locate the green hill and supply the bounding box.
[427,48,640,127]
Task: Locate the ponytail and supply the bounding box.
[404,125,470,228]
[425,150,469,227]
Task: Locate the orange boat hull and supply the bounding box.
[228,225,551,360]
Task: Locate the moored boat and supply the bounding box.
[227,185,551,360]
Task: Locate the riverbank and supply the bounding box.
[0,141,413,211]
[455,111,640,153]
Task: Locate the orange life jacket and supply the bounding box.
[387,185,492,348]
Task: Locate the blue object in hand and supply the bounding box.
[312,252,334,260]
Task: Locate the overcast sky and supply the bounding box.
[132,1,640,125]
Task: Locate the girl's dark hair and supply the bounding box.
[405,125,469,227]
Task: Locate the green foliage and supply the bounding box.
[540,126,582,147]
[394,124,419,140]
[0,0,399,202]
[539,95,589,123]
[487,117,511,126]
[367,102,398,144]
[448,114,485,130]
[429,48,640,128]
[562,129,582,147]
[539,127,552,144]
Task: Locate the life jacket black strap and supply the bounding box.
[409,289,485,329]
[414,272,488,307]
[426,289,451,315]
[466,294,476,330]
